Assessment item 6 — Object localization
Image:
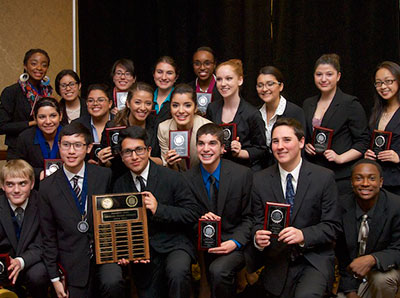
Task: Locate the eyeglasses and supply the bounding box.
[374,79,396,88]
[60,81,78,90]
[114,71,133,78]
[59,141,87,151]
[193,61,215,67]
[256,81,281,89]
[120,146,147,158]
[87,97,108,105]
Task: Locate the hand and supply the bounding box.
[201,212,221,221]
[53,280,68,298]
[346,292,360,298]
[278,227,304,245]
[164,149,182,166]
[255,230,272,248]
[39,170,45,181]
[208,240,237,254]
[133,259,150,264]
[8,257,21,285]
[324,149,342,164]
[87,159,99,165]
[364,149,377,160]
[230,137,241,157]
[377,150,400,163]
[348,254,376,278]
[98,147,114,164]
[142,191,158,214]
[305,143,316,155]
[28,120,37,127]
[117,258,130,266]
[110,107,119,115]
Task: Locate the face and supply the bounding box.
[24,52,49,82]
[271,125,304,170]
[2,176,34,206]
[113,64,136,92]
[35,106,61,137]
[314,64,341,94]
[59,134,92,173]
[120,138,150,175]
[87,90,112,118]
[153,62,177,91]
[128,90,153,122]
[351,163,383,202]
[59,75,81,102]
[197,134,224,169]
[170,93,196,130]
[375,67,399,101]
[215,65,243,98]
[256,74,283,104]
[193,51,216,82]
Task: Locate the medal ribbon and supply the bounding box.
[196,75,216,94]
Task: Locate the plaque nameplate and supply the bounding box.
[198,219,221,250]
[196,93,212,114]
[169,130,190,158]
[312,126,334,154]
[264,202,290,237]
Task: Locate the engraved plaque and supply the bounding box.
[44,159,63,177]
[89,143,102,162]
[106,126,127,155]
[312,126,334,154]
[196,92,212,114]
[198,219,221,250]
[371,129,392,155]
[264,202,290,237]
[169,130,190,158]
[92,193,150,264]
[219,123,237,150]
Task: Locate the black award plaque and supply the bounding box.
[198,219,221,250]
[89,143,102,162]
[371,129,392,155]
[312,126,334,154]
[219,123,237,150]
[169,130,190,158]
[196,92,212,114]
[264,202,290,237]
[44,159,63,177]
[106,126,127,156]
[0,253,10,286]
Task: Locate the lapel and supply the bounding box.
[217,160,230,214]
[55,169,82,221]
[232,98,244,125]
[291,161,311,223]
[17,196,37,254]
[146,161,159,195]
[342,197,359,257]
[214,100,224,124]
[191,166,211,210]
[383,107,400,131]
[305,96,318,138]
[270,165,285,204]
[366,191,387,253]
[86,164,95,222]
[321,88,342,128]
[0,195,18,251]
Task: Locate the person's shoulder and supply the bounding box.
[1,83,20,94]
[383,189,400,209]
[222,158,250,173]
[18,126,36,138]
[40,168,62,190]
[87,163,111,177]
[158,117,174,130]
[285,101,303,113]
[303,94,319,106]
[253,164,276,182]
[194,114,212,125]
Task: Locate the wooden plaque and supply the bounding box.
[92,193,150,264]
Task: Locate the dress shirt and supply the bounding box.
[130,161,150,192]
[200,162,221,199]
[259,96,287,146]
[278,158,302,197]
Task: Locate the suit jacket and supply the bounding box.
[206,97,267,170]
[303,88,370,179]
[0,190,42,270]
[113,161,200,260]
[336,190,400,292]
[184,159,253,246]
[250,160,340,296]
[39,163,112,287]
[60,97,89,126]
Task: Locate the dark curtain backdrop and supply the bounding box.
[79,0,399,114]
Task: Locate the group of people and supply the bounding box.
[0,46,399,298]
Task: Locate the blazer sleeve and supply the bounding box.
[245,110,267,164]
[20,228,42,269]
[347,98,370,154]
[0,86,30,135]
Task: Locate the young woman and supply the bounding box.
[55,69,88,126]
[206,59,267,170]
[364,61,400,194]
[0,49,52,159]
[158,83,211,171]
[303,53,369,194]
[16,97,61,185]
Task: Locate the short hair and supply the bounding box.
[0,159,35,186]
[216,59,243,77]
[153,56,180,77]
[258,66,284,83]
[110,58,136,79]
[33,97,61,118]
[55,69,81,95]
[170,83,197,107]
[118,126,149,147]
[87,83,110,98]
[58,122,93,145]
[23,48,50,66]
[193,46,216,61]
[271,118,305,141]
[196,123,224,145]
[314,53,341,72]
[351,159,383,177]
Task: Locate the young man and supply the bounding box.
[184,123,253,297]
[336,159,400,298]
[0,159,48,297]
[251,118,340,297]
[113,125,200,298]
[39,122,123,298]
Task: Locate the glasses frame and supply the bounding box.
[120,146,148,158]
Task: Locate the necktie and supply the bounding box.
[136,176,146,192]
[209,175,218,213]
[358,214,369,256]
[71,175,81,203]
[286,173,295,216]
[15,207,24,227]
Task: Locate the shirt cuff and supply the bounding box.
[15,257,24,270]
[254,235,264,251]
[51,277,60,283]
[230,239,242,250]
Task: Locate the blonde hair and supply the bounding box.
[216,59,243,77]
[0,159,35,186]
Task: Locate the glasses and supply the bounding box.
[374,79,396,88]
[59,141,87,151]
[256,81,281,89]
[120,146,147,158]
[193,61,215,67]
[114,71,133,78]
[87,97,108,105]
[60,81,78,90]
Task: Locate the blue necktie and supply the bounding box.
[286,173,295,216]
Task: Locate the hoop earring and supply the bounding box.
[19,73,29,82]
[41,76,50,86]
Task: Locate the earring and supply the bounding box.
[19,73,29,82]
[41,76,50,86]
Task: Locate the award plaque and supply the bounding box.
[169,130,190,158]
[89,143,102,162]
[106,126,127,155]
[116,92,128,111]
[312,126,334,154]
[92,193,150,264]
[264,202,290,236]
[44,159,63,177]
[219,123,237,150]
[198,219,221,250]
[196,92,212,114]
[0,253,10,286]
[371,129,392,155]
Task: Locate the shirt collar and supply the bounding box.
[278,158,302,183]
[200,161,221,184]
[259,95,287,120]
[63,163,86,181]
[355,198,377,221]
[130,161,150,183]
[8,198,29,212]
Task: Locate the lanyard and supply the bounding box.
[64,166,88,216]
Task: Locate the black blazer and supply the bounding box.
[113,161,200,261]
[184,159,253,246]
[59,97,89,126]
[0,190,42,270]
[303,88,370,179]
[336,190,400,292]
[206,98,267,170]
[249,160,340,296]
[39,163,112,287]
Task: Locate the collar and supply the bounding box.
[8,198,29,213]
[63,163,86,181]
[200,161,221,184]
[278,158,302,183]
[259,95,287,120]
[130,161,150,182]
[195,74,216,93]
[356,197,377,221]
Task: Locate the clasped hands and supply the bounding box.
[255,227,304,248]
